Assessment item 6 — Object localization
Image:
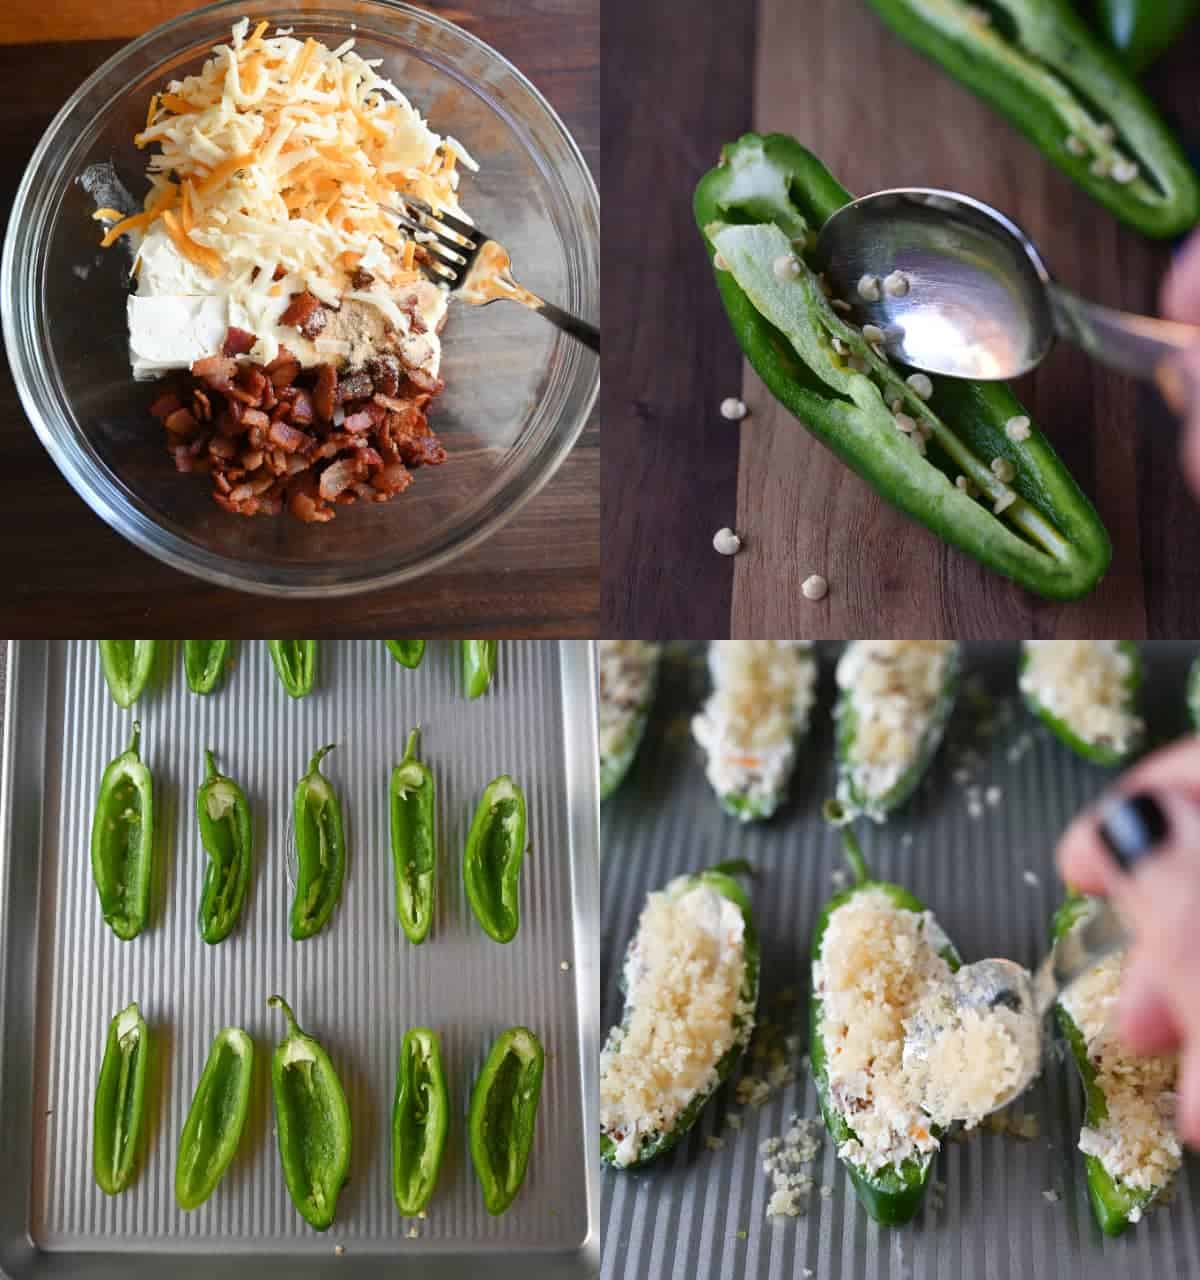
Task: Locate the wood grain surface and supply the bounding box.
[607,0,1200,639]
[0,1,598,638]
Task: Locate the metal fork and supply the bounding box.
[387,196,599,353]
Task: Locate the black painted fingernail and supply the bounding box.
[1099,792,1169,870]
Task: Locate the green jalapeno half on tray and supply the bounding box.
[391,728,436,945]
[468,1026,544,1215]
[98,640,158,709]
[834,641,959,822]
[695,133,1111,601]
[385,640,426,669]
[93,1002,150,1195]
[267,996,351,1231]
[1095,0,1199,72]
[598,641,661,802]
[392,1027,450,1216]
[1052,894,1178,1234]
[184,640,231,695]
[463,640,498,700]
[600,862,759,1168]
[176,1026,254,1210]
[463,774,527,943]
[196,749,253,944]
[810,821,961,1225]
[1019,640,1144,764]
[267,640,317,699]
[1188,655,1200,732]
[90,721,154,941]
[289,744,346,941]
[863,0,1200,238]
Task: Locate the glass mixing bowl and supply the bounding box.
[2,0,598,596]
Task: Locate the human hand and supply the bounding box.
[1161,234,1200,498]
[1057,736,1200,1145]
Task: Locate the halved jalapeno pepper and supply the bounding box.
[392,1027,449,1216]
[468,1026,544,1215]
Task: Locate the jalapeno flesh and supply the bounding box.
[391,728,436,944]
[268,640,317,698]
[196,748,253,944]
[392,1027,449,1215]
[184,640,231,694]
[385,640,426,669]
[93,1002,149,1195]
[463,775,527,943]
[98,640,158,708]
[290,744,347,940]
[468,1026,544,1215]
[463,641,497,699]
[176,1026,254,1210]
[90,722,154,941]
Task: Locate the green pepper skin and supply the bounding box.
[463,775,527,943]
[600,865,760,1168]
[1188,655,1200,732]
[267,996,351,1231]
[90,722,154,941]
[599,644,660,802]
[385,640,426,669]
[93,1002,150,1195]
[468,1026,544,1215]
[268,640,317,699]
[391,728,436,944]
[1052,895,1159,1234]
[864,0,1200,237]
[1020,641,1143,764]
[463,641,498,699]
[1095,0,1198,73]
[184,640,231,695]
[196,749,254,944]
[392,1027,449,1216]
[98,641,158,708]
[834,643,960,821]
[175,1026,254,1210]
[810,879,960,1225]
[695,135,1111,601]
[289,745,347,941]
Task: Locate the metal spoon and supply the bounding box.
[904,899,1127,1117]
[814,188,1200,402]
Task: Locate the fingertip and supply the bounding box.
[1056,812,1115,898]
[1161,233,1200,322]
[1116,958,1181,1056]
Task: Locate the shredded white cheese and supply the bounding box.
[598,641,659,761]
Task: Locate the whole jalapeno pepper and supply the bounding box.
[290,744,347,940]
[696,134,1111,601]
[268,640,317,698]
[176,1026,254,1210]
[463,775,527,943]
[863,0,1200,238]
[463,640,497,699]
[98,640,158,708]
[1094,0,1198,74]
[809,820,961,1225]
[392,1027,449,1216]
[385,640,426,669]
[90,722,154,941]
[93,1001,150,1195]
[468,1026,544,1215]
[184,640,231,695]
[391,728,436,944]
[196,749,253,944]
[267,996,351,1231]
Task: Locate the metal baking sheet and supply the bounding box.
[602,642,1200,1280]
[0,639,598,1279]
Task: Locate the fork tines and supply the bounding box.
[388,195,483,286]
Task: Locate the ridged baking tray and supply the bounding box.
[601,642,1200,1280]
[0,640,598,1279]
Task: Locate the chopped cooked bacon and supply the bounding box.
[400,298,428,336]
[223,326,257,356]
[153,339,447,522]
[404,368,443,396]
[280,291,328,340]
[350,267,375,289]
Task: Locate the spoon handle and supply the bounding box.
[1033,899,1127,1016]
[1048,283,1200,402]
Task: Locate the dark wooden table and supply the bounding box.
[0,0,598,638]
[605,0,1200,638]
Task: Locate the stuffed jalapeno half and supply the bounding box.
[1053,895,1181,1234]
[863,0,1200,238]
[695,134,1110,601]
[600,863,758,1168]
[810,837,962,1225]
[834,641,958,823]
[599,641,661,801]
[691,641,817,822]
[1020,641,1144,764]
